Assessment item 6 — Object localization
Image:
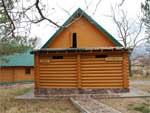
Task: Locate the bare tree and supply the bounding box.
[111,6,144,49]
[0,0,128,45]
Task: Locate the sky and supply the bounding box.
[28,0,145,48]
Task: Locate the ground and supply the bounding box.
[0,80,150,113]
[0,83,79,113]
[99,98,150,113]
[98,80,150,113]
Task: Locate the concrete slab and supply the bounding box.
[70,97,121,113]
[15,87,150,100]
[118,87,150,98]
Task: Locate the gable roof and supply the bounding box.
[42,8,122,48]
[0,50,34,67]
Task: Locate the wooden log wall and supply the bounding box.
[80,55,124,88]
[35,52,129,88]
[38,55,78,88]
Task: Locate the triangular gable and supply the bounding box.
[42,8,122,48]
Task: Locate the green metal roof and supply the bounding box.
[0,50,34,67]
[42,8,122,48]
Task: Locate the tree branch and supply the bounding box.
[35,0,61,27]
[1,0,15,37]
[93,0,101,15]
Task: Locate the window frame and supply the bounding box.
[25,68,31,75]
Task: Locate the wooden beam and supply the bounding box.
[122,52,129,88]
[77,54,81,88]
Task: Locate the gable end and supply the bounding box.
[42,8,122,48]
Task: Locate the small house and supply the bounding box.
[0,51,34,84]
[32,8,129,96]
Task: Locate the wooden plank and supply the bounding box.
[40,68,76,71]
[39,65,76,68]
[39,85,77,88]
[40,62,77,65]
[39,75,77,78]
[39,74,77,77]
[81,86,123,88]
[81,64,122,67]
[81,80,123,83]
[105,57,123,61]
[81,70,122,74]
[81,61,122,64]
[81,74,122,77]
[50,59,76,62]
[40,82,77,87]
[82,83,123,86]
[81,58,105,61]
[81,67,122,71]
[40,71,77,74]
[40,56,76,59]
[40,78,77,80]
[39,80,77,83]
[81,77,123,80]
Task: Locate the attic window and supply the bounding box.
[95,55,107,58]
[72,32,77,48]
[52,56,64,59]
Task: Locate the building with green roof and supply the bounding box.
[0,51,34,84]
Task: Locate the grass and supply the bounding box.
[0,84,79,113]
[98,82,150,113]
[99,98,150,113]
[132,84,150,93]
[129,76,150,80]
[128,100,150,113]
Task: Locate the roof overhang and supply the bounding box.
[31,47,128,54]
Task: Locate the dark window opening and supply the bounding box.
[25,68,31,75]
[52,56,64,59]
[95,55,107,58]
[72,32,77,48]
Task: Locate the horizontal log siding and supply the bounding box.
[38,56,78,88]
[80,55,123,88]
[36,52,129,89]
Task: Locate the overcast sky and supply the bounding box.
[28,0,144,48]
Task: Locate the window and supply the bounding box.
[25,68,31,75]
[95,55,107,58]
[72,32,77,48]
[52,56,64,59]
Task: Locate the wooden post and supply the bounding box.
[77,54,81,88]
[34,54,40,88]
[123,52,129,88]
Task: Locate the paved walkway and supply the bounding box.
[70,97,121,113]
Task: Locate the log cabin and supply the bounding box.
[0,51,34,84]
[31,8,129,96]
